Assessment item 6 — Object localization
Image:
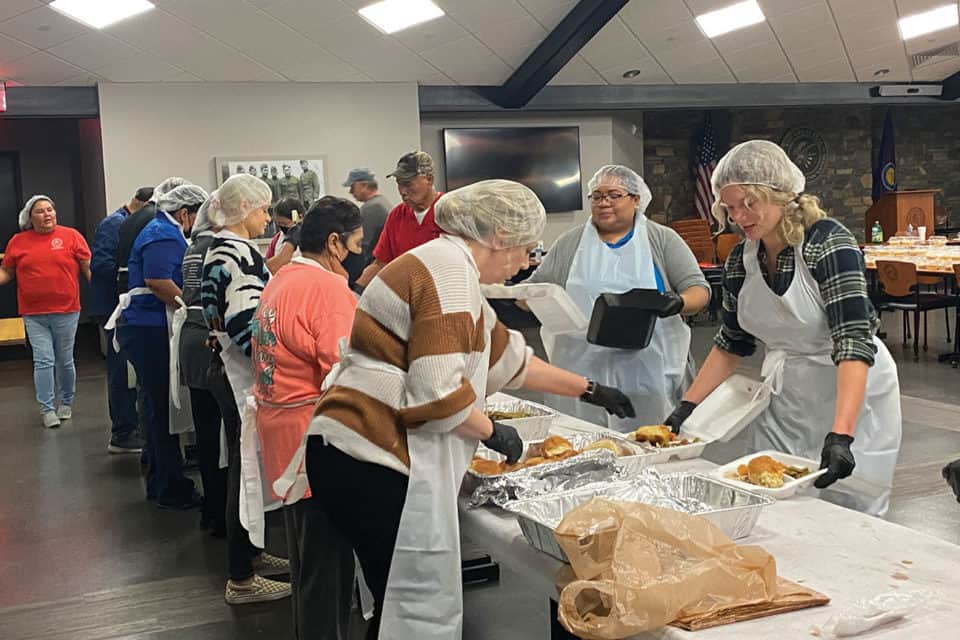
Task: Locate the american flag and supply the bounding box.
[693,115,719,223]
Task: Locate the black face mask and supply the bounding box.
[281,223,300,236]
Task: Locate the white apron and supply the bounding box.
[542,216,692,431]
[738,239,902,516]
[104,286,151,351]
[213,331,281,549]
[166,298,195,434]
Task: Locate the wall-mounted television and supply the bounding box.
[442,126,581,213]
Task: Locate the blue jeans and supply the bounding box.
[100,322,140,441]
[118,324,195,505]
[23,312,80,413]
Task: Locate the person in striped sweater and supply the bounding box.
[277,179,635,639]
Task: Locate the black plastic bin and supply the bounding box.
[586,288,669,349]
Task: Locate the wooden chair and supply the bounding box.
[940,264,960,367]
[715,233,740,264]
[875,260,954,360]
[669,218,716,264]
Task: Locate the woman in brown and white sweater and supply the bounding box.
[275,179,634,640]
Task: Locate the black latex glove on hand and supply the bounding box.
[814,432,856,489]
[581,382,635,419]
[657,291,685,318]
[942,460,960,503]
[284,224,301,249]
[664,400,697,435]
[482,421,523,464]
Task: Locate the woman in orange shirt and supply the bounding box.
[1,195,91,428]
[251,196,362,639]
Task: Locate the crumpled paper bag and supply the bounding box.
[554,498,791,639]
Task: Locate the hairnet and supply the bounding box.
[209,174,272,227]
[157,184,208,214]
[434,179,545,249]
[19,195,55,231]
[711,139,805,198]
[587,165,653,215]
[192,191,217,237]
[152,176,188,202]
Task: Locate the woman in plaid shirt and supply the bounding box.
[664,140,902,517]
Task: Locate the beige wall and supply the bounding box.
[98,82,421,210]
[420,112,616,247]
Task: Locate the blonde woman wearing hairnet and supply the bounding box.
[526,165,710,431]
[1,195,91,427]
[273,179,633,640]
[664,140,901,516]
[199,174,291,605]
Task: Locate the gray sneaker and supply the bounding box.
[42,411,61,429]
[108,434,144,454]
[56,405,72,420]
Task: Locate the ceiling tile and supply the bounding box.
[847,43,908,69]
[684,0,750,15]
[903,25,960,54]
[719,39,787,70]
[46,32,141,72]
[417,71,457,85]
[910,56,960,80]
[296,14,385,61]
[784,37,848,71]
[669,57,737,83]
[442,0,528,32]
[768,2,836,50]
[579,17,650,70]
[654,38,720,69]
[631,19,707,54]
[829,0,896,18]
[2,50,84,85]
[620,0,694,31]
[0,5,91,49]
[548,55,605,84]
[600,57,672,84]
[392,16,471,53]
[0,32,36,63]
[854,62,912,81]
[765,71,800,82]
[518,0,577,30]
[0,0,43,23]
[420,34,512,84]
[284,58,371,82]
[95,52,190,82]
[55,72,103,86]
[895,0,954,15]
[262,0,356,27]
[795,56,856,81]
[732,58,795,81]
[839,23,903,51]
[758,0,827,17]
[711,23,778,54]
[470,14,546,68]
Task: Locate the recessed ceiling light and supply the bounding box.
[898,4,959,40]
[49,0,155,30]
[358,0,444,35]
[873,68,890,77]
[622,69,641,78]
[695,0,766,38]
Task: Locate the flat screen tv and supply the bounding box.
[442,127,581,213]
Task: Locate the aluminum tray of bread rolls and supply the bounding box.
[504,470,774,562]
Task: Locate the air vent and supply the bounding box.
[912,42,960,68]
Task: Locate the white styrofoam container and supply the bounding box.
[683,374,771,444]
[640,437,709,463]
[484,398,556,441]
[710,451,827,499]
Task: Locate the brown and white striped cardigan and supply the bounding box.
[310,235,532,475]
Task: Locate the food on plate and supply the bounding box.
[520,456,546,469]
[486,409,534,421]
[542,435,575,458]
[726,455,813,488]
[784,465,812,479]
[582,439,623,456]
[629,425,675,446]
[469,458,504,476]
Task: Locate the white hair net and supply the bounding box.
[209,174,272,227]
[157,184,209,214]
[434,179,545,249]
[587,165,653,215]
[192,191,217,237]
[152,176,188,202]
[19,195,54,231]
[711,139,805,198]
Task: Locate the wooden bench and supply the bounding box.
[0,317,26,346]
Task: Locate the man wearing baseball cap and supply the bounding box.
[356,151,443,288]
[342,168,392,267]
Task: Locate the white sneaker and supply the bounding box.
[56,405,72,420]
[42,411,61,428]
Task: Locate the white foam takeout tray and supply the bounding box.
[683,373,771,444]
[710,450,827,499]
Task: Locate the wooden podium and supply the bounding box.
[864,190,939,241]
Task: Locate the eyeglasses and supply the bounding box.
[589,192,631,203]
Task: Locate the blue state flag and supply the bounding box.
[872,109,896,202]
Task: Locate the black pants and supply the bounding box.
[284,497,355,640]
[306,438,408,640]
[207,361,261,581]
[189,387,227,534]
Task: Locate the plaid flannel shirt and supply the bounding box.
[715,218,878,365]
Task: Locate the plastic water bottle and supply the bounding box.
[871,221,883,244]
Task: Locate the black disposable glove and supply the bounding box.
[814,432,856,489]
[284,224,301,249]
[482,421,523,464]
[942,460,960,503]
[581,381,635,419]
[657,291,685,318]
[664,400,697,434]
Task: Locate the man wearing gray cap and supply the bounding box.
[342,168,391,268]
[356,151,443,288]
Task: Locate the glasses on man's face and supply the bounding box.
[589,191,630,203]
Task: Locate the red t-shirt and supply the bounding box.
[372,193,444,264]
[2,226,91,315]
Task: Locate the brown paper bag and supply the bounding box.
[554,498,788,639]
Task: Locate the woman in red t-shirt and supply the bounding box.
[0,195,91,428]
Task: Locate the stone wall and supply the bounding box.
[644,105,960,241]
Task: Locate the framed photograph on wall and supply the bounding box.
[214,156,326,207]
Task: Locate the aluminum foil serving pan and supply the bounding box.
[484,398,556,441]
[505,470,774,562]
